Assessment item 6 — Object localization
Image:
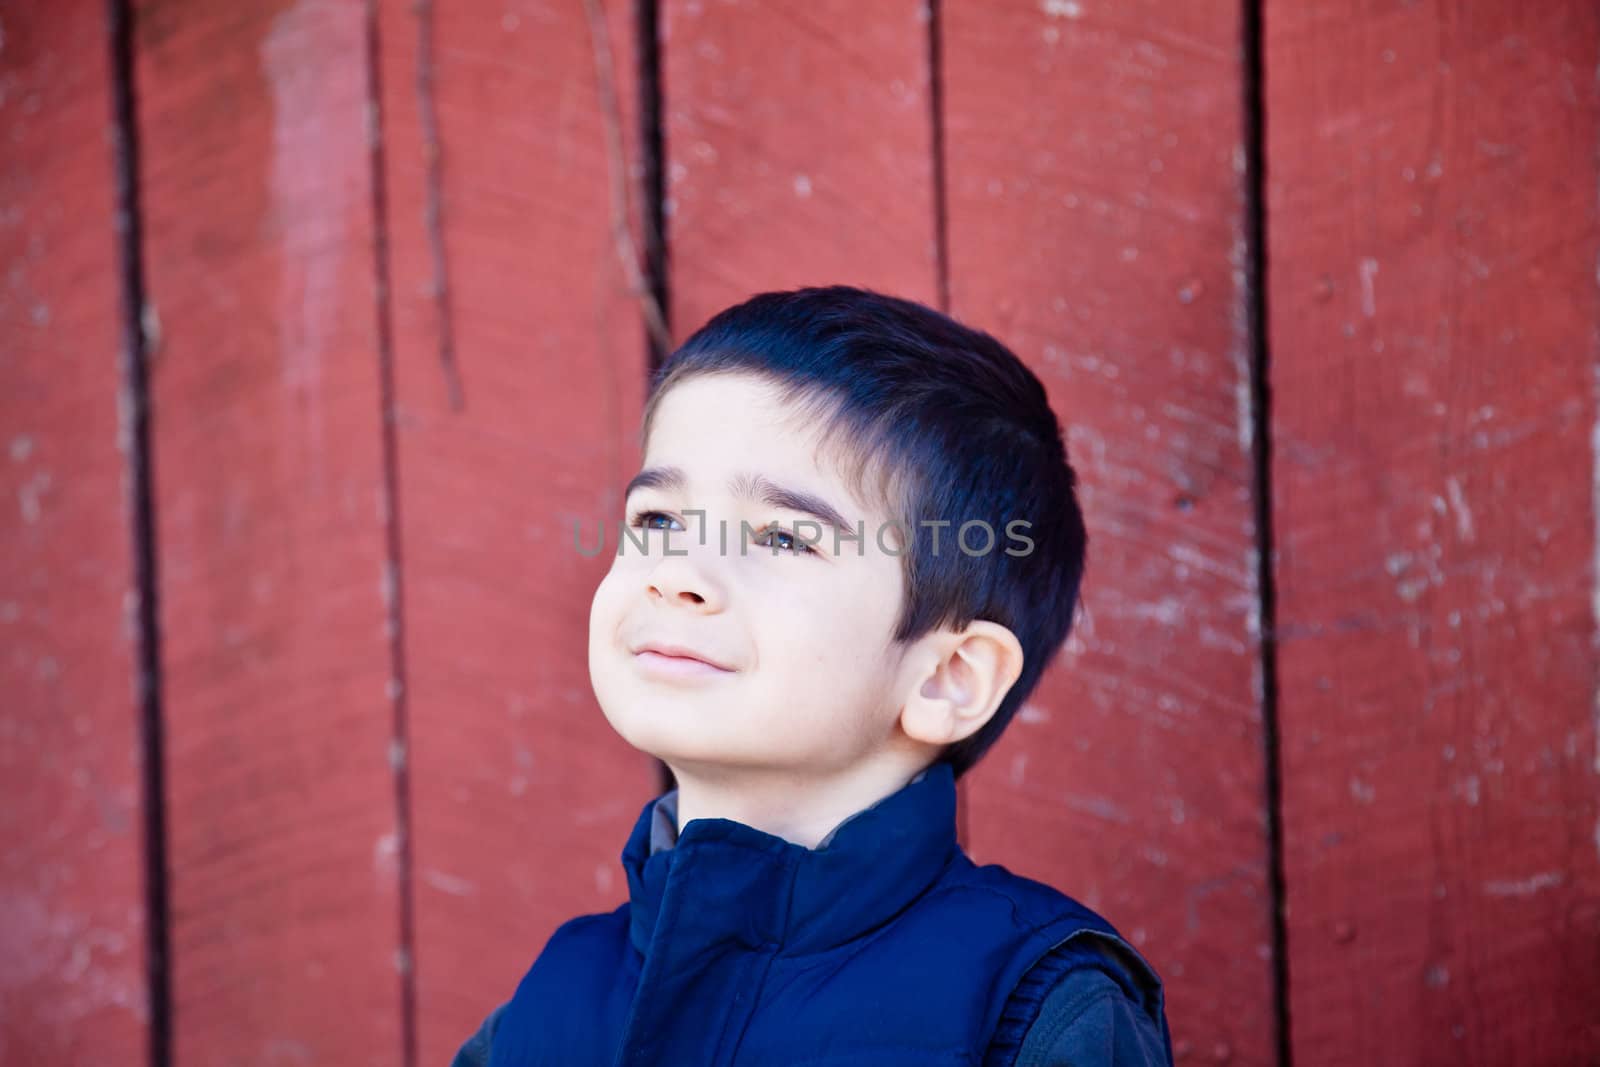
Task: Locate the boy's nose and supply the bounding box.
[653,585,706,607]
[645,555,725,612]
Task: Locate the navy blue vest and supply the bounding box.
[488,761,1165,1066]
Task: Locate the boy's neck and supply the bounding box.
[665,748,935,850]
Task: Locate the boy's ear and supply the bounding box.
[899,621,1025,748]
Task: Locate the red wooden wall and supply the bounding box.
[1265,2,1600,1061]
[2,1,1596,1065]
[1,5,152,1063]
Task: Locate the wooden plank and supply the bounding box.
[662,0,940,325]
[132,1,406,1060]
[941,2,1276,1063]
[1265,2,1600,1062]
[0,5,152,1062]
[657,0,943,861]
[373,1,656,1061]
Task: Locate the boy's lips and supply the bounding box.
[632,650,736,681]
[628,640,736,673]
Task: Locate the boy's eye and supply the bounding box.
[627,509,682,533]
[625,510,815,557]
[755,523,816,557]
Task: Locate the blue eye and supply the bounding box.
[627,509,682,532]
[625,510,815,556]
[754,523,816,556]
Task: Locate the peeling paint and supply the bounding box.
[373,832,399,880]
[259,1039,313,1063]
[1040,0,1084,18]
[1017,702,1050,724]
[263,0,361,483]
[1482,870,1564,897]
[1063,792,1131,824]
[1358,257,1379,317]
[16,470,49,524]
[1444,475,1475,542]
[379,560,398,608]
[1229,229,1254,456]
[0,892,147,1024]
[1132,597,1185,626]
[422,869,478,897]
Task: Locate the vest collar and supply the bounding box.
[620,761,958,957]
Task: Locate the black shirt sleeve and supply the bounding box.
[1014,967,1173,1067]
[448,1000,509,1067]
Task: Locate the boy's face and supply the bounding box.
[588,371,917,780]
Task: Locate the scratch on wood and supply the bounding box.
[1587,355,1600,871]
[1040,0,1084,18]
[582,0,671,353]
[421,869,477,897]
[1592,361,1600,785]
[1444,475,1475,542]
[1358,257,1379,318]
[1063,792,1132,824]
[1229,228,1254,456]
[1482,870,1564,897]
[412,0,465,410]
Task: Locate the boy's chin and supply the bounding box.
[601,717,795,778]
[598,704,725,761]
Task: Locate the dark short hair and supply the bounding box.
[641,285,1087,780]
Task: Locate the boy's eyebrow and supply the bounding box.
[625,465,854,533]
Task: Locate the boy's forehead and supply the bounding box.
[641,373,899,524]
[647,380,827,478]
[627,461,873,530]
[647,371,794,434]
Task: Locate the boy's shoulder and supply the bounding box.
[951,852,1173,1064]
[963,852,1162,962]
[960,851,1164,979]
[947,848,1143,946]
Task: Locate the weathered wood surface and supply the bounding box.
[661,0,941,329]
[1,4,152,1062]
[5,2,1598,1063]
[134,0,405,1061]
[942,3,1276,1064]
[372,0,656,1061]
[1265,1,1600,1062]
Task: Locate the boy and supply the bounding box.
[452,286,1175,1065]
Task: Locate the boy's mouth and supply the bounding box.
[632,650,737,681]
[629,640,737,676]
